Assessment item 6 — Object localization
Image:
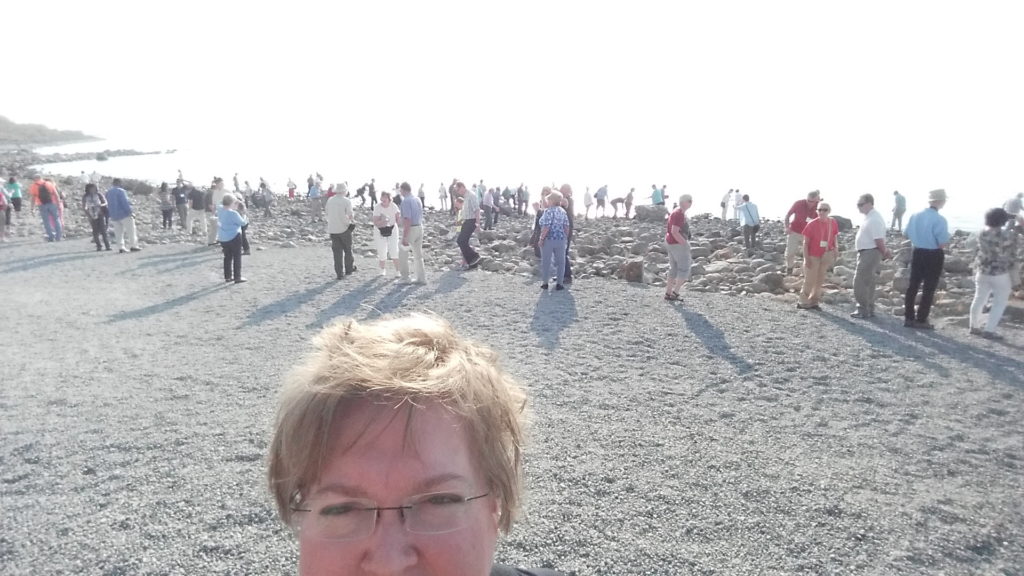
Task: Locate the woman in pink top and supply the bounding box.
[797,202,840,310]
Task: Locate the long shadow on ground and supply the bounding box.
[0,250,103,274]
[106,284,226,323]
[673,305,756,375]
[242,280,336,327]
[820,311,1024,388]
[307,277,400,328]
[530,289,578,350]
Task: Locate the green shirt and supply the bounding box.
[4,182,22,199]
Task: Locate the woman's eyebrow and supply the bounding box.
[312,473,472,499]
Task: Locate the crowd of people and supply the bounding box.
[2,168,1021,337]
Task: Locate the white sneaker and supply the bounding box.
[380,268,387,277]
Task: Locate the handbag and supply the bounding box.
[378,225,394,237]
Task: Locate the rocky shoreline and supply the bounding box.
[4,156,1021,327]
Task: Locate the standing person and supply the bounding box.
[594,185,609,218]
[720,189,733,221]
[583,187,594,220]
[490,187,503,228]
[732,189,743,220]
[0,187,7,241]
[325,185,356,280]
[796,202,839,310]
[287,178,297,201]
[5,177,23,221]
[233,173,241,193]
[903,189,951,329]
[417,183,426,208]
[217,194,248,283]
[158,182,174,230]
[399,182,426,284]
[738,194,761,257]
[172,180,189,229]
[624,187,635,219]
[261,182,275,217]
[850,194,891,318]
[33,177,63,242]
[372,192,401,277]
[438,181,448,212]
[664,194,694,301]
[0,180,10,231]
[559,184,576,284]
[969,208,1021,339]
[105,179,142,253]
[892,190,907,232]
[82,183,110,251]
[187,184,207,237]
[650,184,664,206]
[367,178,377,209]
[516,184,528,216]
[307,180,324,221]
[1003,192,1023,230]
[784,190,821,275]
[448,179,458,216]
[455,181,481,268]
[480,187,495,230]
[207,177,228,246]
[538,190,570,291]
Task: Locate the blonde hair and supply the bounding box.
[546,191,563,206]
[267,314,527,533]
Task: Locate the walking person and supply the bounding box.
[82,183,110,251]
[187,184,207,237]
[850,194,891,318]
[594,185,608,218]
[737,194,760,257]
[903,189,950,329]
[325,185,356,280]
[105,179,142,253]
[969,208,1021,339]
[158,182,174,230]
[372,192,401,277]
[892,190,907,232]
[784,190,821,274]
[537,190,570,291]
[5,177,23,222]
[218,194,248,283]
[664,194,694,301]
[261,182,275,217]
[796,202,839,310]
[399,182,426,284]
[583,187,594,220]
[720,189,732,221]
[455,181,481,268]
[33,177,63,241]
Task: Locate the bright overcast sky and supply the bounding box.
[5,0,1024,206]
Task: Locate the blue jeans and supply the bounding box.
[40,203,63,241]
[540,237,567,286]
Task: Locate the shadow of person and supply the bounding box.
[529,289,578,350]
[430,269,468,296]
[673,305,756,376]
[242,280,336,327]
[815,311,952,377]
[107,283,226,323]
[308,278,385,328]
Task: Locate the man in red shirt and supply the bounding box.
[784,190,821,275]
[797,202,840,310]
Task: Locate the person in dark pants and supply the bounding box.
[217,194,248,283]
[368,178,377,209]
[325,190,355,279]
[903,189,950,329]
[558,184,575,284]
[82,184,110,251]
[455,181,481,268]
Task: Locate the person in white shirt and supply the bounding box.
[851,193,891,318]
[325,190,356,279]
[737,194,760,256]
[732,189,743,220]
[372,192,401,277]
[720,189,732,221]
[481,186,496,230]
[208,178,229,246]
[438,182,448,211]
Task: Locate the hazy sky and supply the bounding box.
[6,0,1024,209]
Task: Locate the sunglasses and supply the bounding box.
[818,208,830,212]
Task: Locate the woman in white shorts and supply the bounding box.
[373,192,401,276]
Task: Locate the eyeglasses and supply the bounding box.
[817,208,830,212]
[290,492,490,542]
[856,202,867,207]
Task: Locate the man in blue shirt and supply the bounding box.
[106,178,142,253]
[903,189,950,329]
[398,182,426,284]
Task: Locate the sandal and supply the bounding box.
[664,293,680,301]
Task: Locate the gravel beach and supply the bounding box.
[2,230,1022,575]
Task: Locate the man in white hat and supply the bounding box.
[902,189,950,329]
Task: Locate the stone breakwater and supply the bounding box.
[0,148,161,177]
[8,176,1022,325]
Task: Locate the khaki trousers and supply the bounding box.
[785,231,804,269]
[799,252,835,306]
[853,248,882,314]
[399,225,426,282]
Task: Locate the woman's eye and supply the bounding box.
[319,503,362,516]
[422,494,464,506]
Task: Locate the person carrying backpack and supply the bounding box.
[33,177,63,241]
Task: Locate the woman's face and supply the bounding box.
[381,194,391,205]
[297,401,500,576]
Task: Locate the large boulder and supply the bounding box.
[620,258,645,283]
[634,205,668,222]
[755,272,786,291]
[833,215,854,232]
